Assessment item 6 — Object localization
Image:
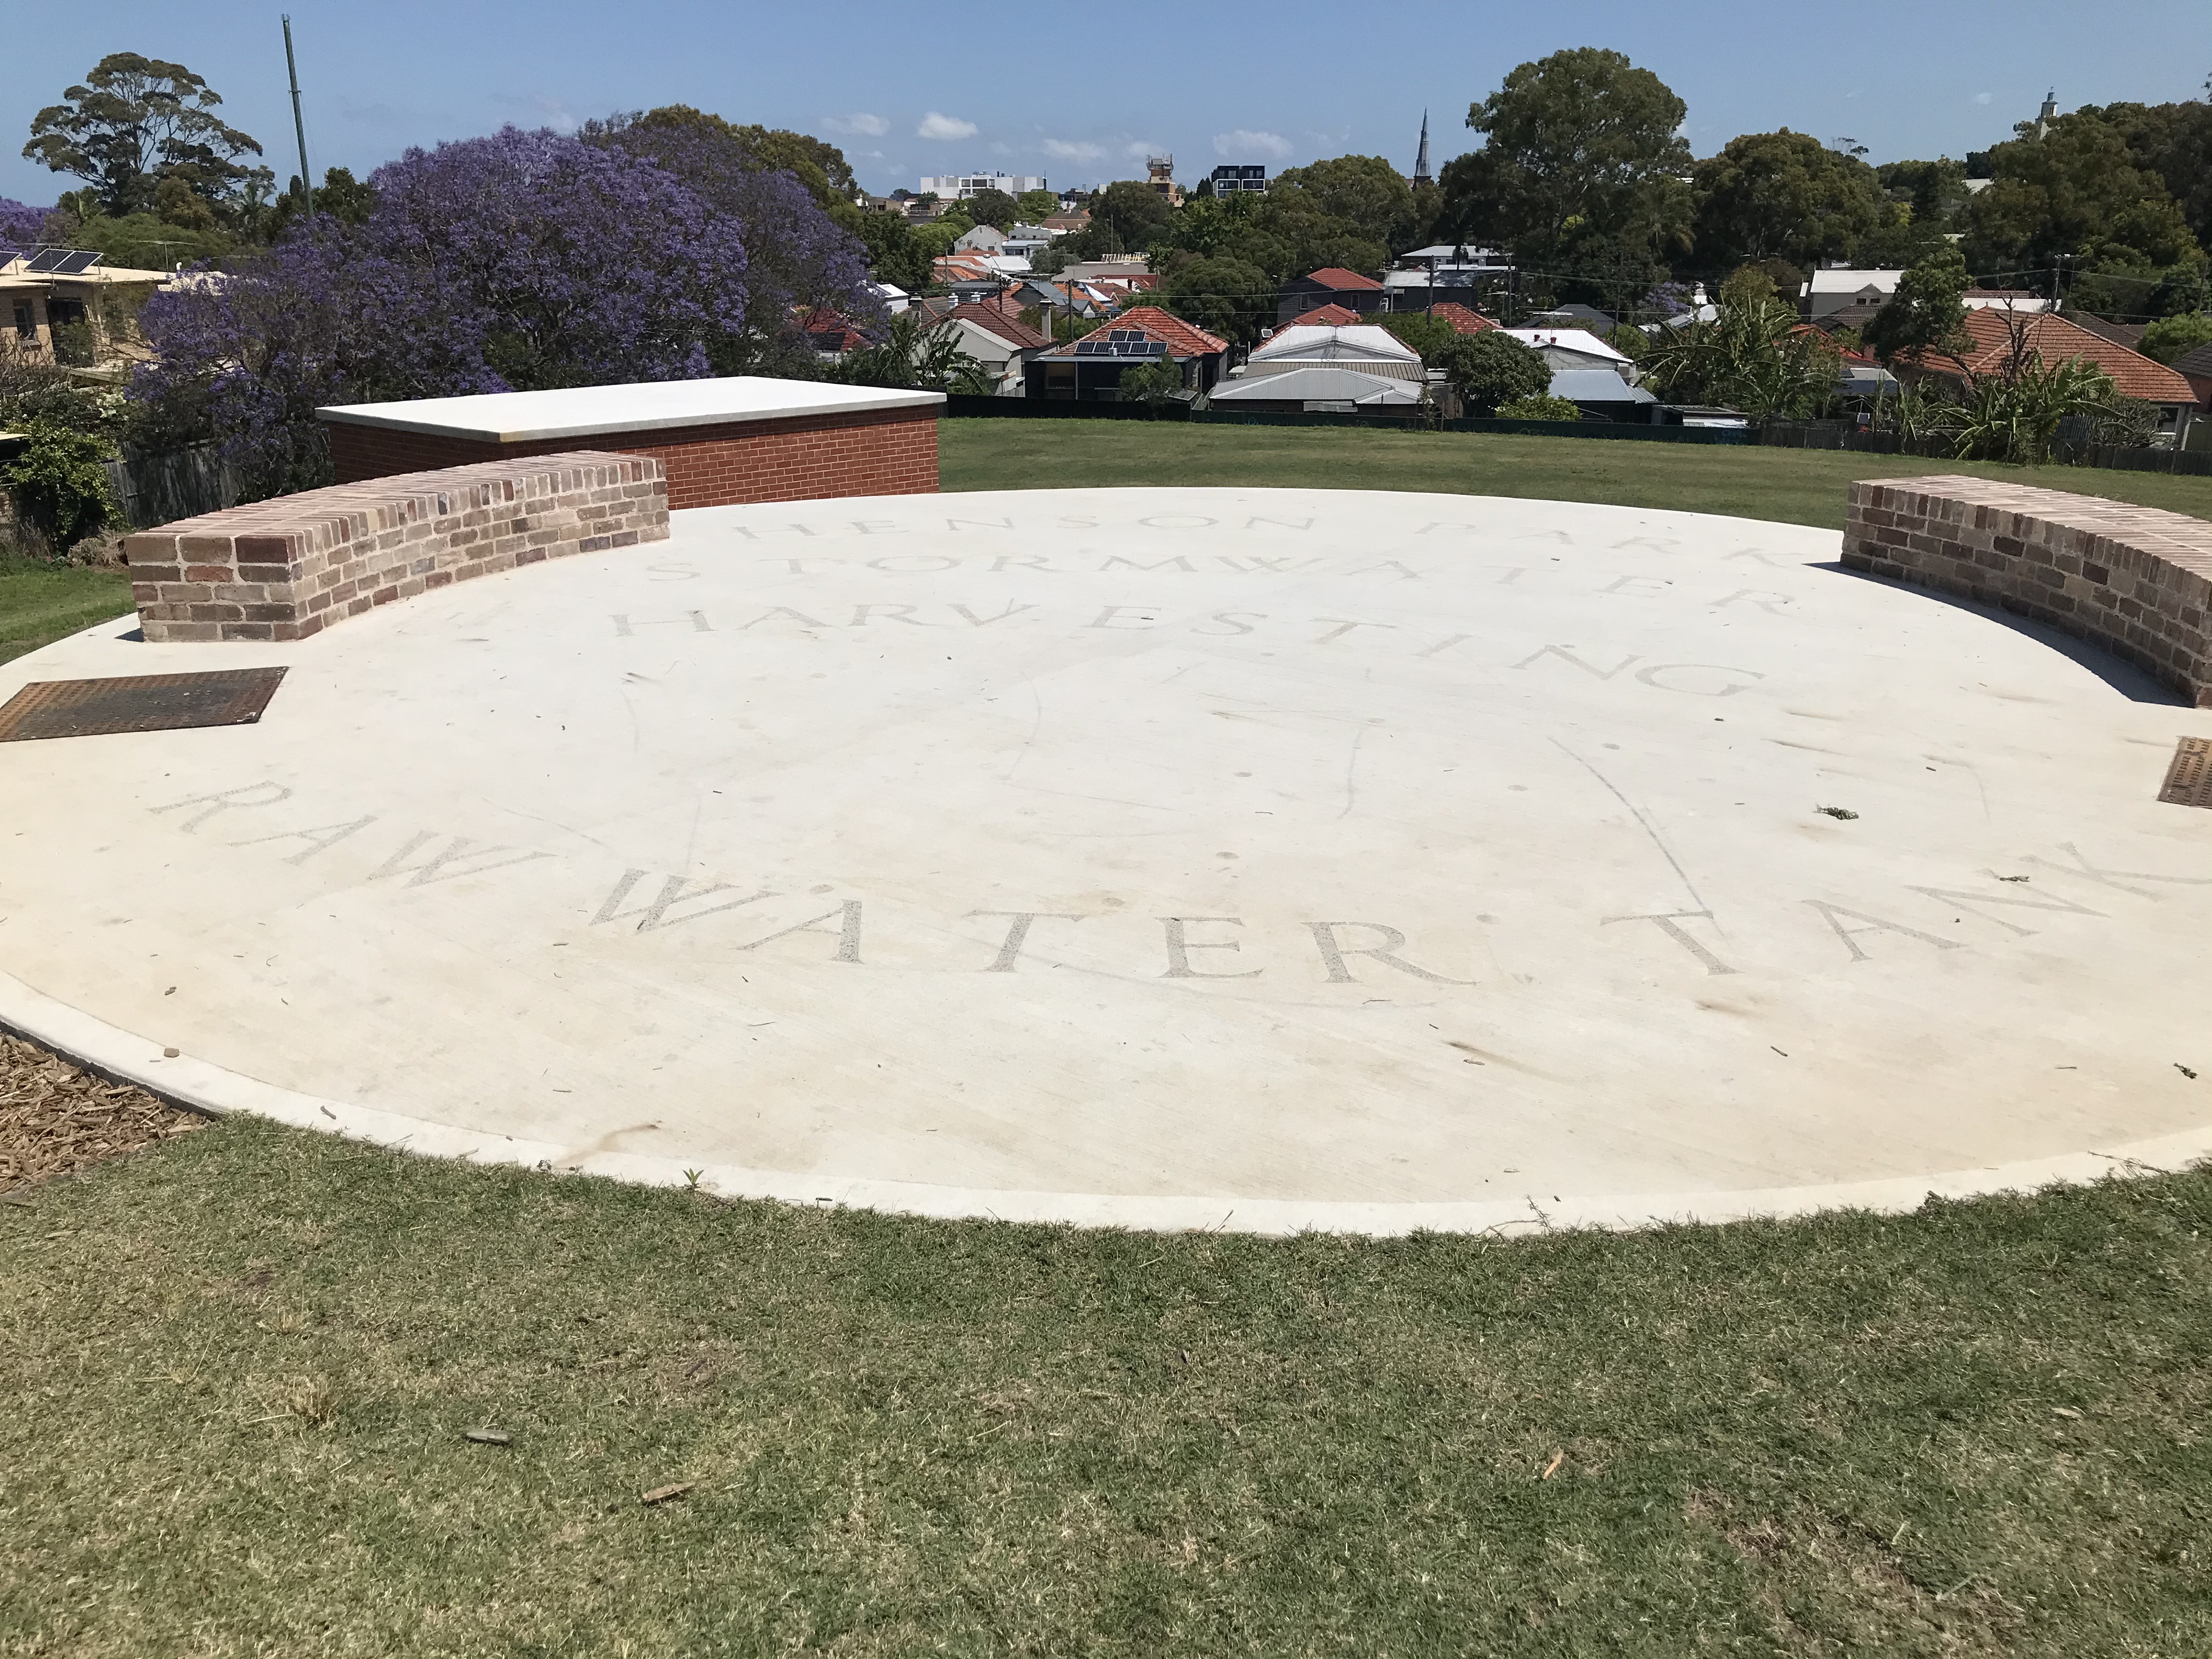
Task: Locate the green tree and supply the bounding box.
[2138,311,2212,363]
[1433,330,1551,413]
[1369,311,1460,360]
[1876,158,1968,229]
[1437,48,1693,290]
[1016,189,1058,221]
[1155,255,1273,344]
[2075,100,2212,253]
[1149,191,1291,281]
[1641,273,1842,419]
[630,105,861,232]
[854,208,932,292]
[1690,130,1895,272]
[22,52,266,218]
[834,312,988,391]
[1088,179,1173,251]
[1266,156,1417,255]
[1862,244,1971,366]
[43,206,226,272]
[962,188,1021,232]
[1959,111,2204,297]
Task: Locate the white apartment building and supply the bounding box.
[918,172,1047,199]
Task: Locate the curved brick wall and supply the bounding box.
[1843,473,2212,707]
[126,452,667,642]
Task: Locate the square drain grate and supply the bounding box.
[2158,736,2212,810]
[0,667,288,743]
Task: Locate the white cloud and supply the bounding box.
[1974,91,1994,105]
[1042,137,1105,162]
[918,111,978,140]
[1124,140,1158,160]
[1214,129,1290,160]
[825,112,889,137]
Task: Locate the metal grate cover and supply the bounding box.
[2158,736,2212,810]
[0,668,287,742]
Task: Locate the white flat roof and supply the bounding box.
[317,376,943,443]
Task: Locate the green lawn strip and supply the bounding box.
[0,556,134,666]
[4,1114,2208,1656]
[941,420,2212,530]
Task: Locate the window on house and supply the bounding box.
[11,303,33,337]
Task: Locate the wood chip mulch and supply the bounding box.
[0,1032,208,1194]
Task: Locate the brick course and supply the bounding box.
[325,402,938,511]
[1842,473,2212,707]
[124,452,667,643]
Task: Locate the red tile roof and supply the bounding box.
[1108,305,1230,358]
[1429,302,1497,335]
[1296,267,1384,291]
[947,301,1049,351]
[795,307,869,353]
[1280,302,1363,328]
[1916,309,2194,404]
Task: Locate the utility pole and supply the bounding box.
[283,16,312,239]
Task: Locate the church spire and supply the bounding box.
[1413,109,1432,186]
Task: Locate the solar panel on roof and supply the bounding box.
[25,248,70,272]
[55,250,103,274]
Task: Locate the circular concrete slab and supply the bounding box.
[4,488,2210,1233]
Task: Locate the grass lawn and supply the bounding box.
[941,419,2212,530]
[0,555,133,666]
[7,1103,2210,1657]
[4,430,2211,1653]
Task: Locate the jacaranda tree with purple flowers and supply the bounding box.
[583,111,878,377]
[131,126,761,498]
[0,197,54,245]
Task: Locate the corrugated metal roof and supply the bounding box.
[1209,366,1421,405]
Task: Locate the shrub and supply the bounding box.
[3,420,120,550]
[1494,393,1584,421]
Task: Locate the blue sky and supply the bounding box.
[2,0,2205,208]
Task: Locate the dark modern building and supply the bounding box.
[1209,164,1267,195]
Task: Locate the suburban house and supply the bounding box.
[797,307,872,358]
[1501,327,1640,383]
[1429,302,1498,334]
[1278,267,1386,326]
[1212,322,1428,415]
[1209,366,1423,414]
[1263,302,1362,333]
[1239,323,1425,382]
[1381,244,1513,311]
[1547,370,1656,421]
[2,247,173,369]
[953,224,1008,253]
[1804,268,2052,325]
[940,302,1051,397]
[1897,308,2198,445]
[2170,340,2212,411]
[1027,307,1228,402]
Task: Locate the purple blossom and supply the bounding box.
[0,198,53,244]
[588,117,880,369]
[131,127,754,497]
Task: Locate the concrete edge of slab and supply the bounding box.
[5,967,2205,1238]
